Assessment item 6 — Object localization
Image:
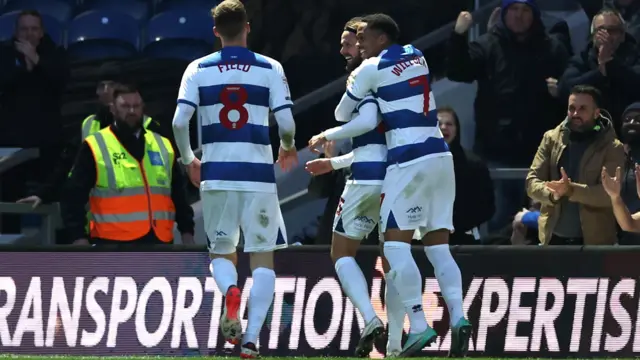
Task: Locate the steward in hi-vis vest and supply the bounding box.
[62,85,195,246]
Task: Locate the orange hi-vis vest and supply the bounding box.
[85,127,176,242]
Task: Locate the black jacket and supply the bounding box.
[0,34,69,147]
[34,107,163,203]
[446,18,569,166]
[449,116,496,245]
[559,36,640,132]
[62,124,194,243]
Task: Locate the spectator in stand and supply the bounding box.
[526,85,625,245]
[578,0,640,44]
[437,106,495,245]
[0,10,69,233]
[446,0,570,232]
[559,9,640,131]
[611,102,640,243]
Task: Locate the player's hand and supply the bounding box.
[305,158,334,176]
[454,11,474,34]
[308,133,328,154]
[185,158,201,188]
[602,166,622,199]
[277,146,298,171]
[323,140,337,158]
[16,195,42,209]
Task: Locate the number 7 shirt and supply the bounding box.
[334,44,449,168]
[176,46,294,193]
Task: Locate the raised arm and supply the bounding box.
[335,60,377,122]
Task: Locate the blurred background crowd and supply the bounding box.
[1,0,640,247]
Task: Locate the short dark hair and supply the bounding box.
[362,13,400,43]
[112,83,140,101]
[15,10,43,29]
[570,85,602,107]
[437,106,460,123]
[344,17,363,33]
[211,0,248,39]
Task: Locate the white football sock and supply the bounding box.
[335,256,377,323]
[210,258,238,295]
[383,241,428,334]
[424,244,464,326]
[243,267,276,345]
[385,271,405,350]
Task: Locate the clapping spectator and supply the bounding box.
[578,0,640,44]
[613,102,640,243]
[0,10,69,233]
[559,9,640,131]
[526,85,624,245]
[438,107,495,245]
[0,10,68,148]
[446,0,570,232]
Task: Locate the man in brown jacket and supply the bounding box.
[526,85,625,245]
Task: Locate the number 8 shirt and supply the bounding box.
[176,46,293,193]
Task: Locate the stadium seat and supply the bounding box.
[143,8,213,61]
[155,0,218,13]
[2,0,73,24]
[0,11,63,45]
[67,10,139,61]
[77,0,150,22]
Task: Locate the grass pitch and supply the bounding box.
[0,357,638,360]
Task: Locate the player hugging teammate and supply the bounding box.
[307,14,472,358]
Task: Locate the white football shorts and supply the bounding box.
[333,183,383,240]
[380,155,455,237]
[202,190,288,254]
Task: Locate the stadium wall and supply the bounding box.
[0,245,638,357]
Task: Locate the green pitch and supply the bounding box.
[0,357,638,360]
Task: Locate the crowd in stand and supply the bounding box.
[5,0,640,246]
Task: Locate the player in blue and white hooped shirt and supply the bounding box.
[327,14,471,357]
[171,1,297,358]
[304,17,389,358]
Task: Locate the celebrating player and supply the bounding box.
[304,17,402,358]
[171,0,297,358]
[310,14,471,357]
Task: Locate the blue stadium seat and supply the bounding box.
[2,0,73,24]
[78,0,149,22]
[155,0,218,13]
[0,11,63,45]
[67,10,139,61]
[143,7,213,60]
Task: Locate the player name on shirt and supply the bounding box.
[390,56,427,77]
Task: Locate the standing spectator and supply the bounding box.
[0,10,69,233]
[0,10,68,147]
[559,9,640,131]
[613,102,640,243]
[446,0,570,232]
[437,106,495,245]
[526,85,625,245]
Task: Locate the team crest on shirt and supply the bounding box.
[147,151,164,166]
[346,73,355,87]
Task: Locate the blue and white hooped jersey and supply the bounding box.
[345,44,449,168]
[348,95,387,185]
[177,46,293,193]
